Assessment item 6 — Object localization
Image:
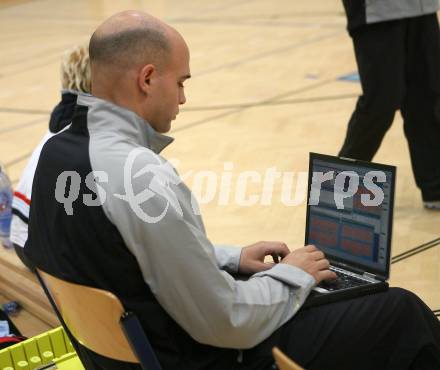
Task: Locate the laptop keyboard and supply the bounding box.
[318,270,370,291]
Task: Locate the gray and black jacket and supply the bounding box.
[26,95,314,369]
[343,0,439,30]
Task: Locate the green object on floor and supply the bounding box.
[0,326,84,370]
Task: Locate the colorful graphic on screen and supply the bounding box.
[307,158,393,273]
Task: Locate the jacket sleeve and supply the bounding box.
[213,245,242,273]
[103,158,315,349]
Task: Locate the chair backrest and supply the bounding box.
[38,269,139,363]
[272,347,305,370]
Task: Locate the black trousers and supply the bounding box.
[76,288,440,370]
[238,288,440,370]
[339,14,440,201]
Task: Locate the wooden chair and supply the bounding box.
[272,347,305,370]
[36,269,162,370]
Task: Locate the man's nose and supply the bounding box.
[179,90,186,105]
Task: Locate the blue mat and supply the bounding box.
[338,72,360,82]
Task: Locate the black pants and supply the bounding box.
[339,14,440,201]
[75,288,440,370]
[238,288,440,370]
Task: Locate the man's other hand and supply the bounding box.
[238,241,290,275]
[281,245,337,284]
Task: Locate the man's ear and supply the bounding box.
[138,64,155,95]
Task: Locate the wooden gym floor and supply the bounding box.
[0,0,439,336]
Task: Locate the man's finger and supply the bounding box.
[266,242,290,257]
[311,250,325,260]
[317,270,337,283]
[304,244,318,252]
[316,258,330,270]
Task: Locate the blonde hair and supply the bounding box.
[60,45,91,93]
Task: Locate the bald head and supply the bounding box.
[88,11,190,133]
[89,11,172,71]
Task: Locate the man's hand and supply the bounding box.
[238,241,290,275]
[281,245,337,284]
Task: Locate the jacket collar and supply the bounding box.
[49,91,79,133]
[76,94,174,154]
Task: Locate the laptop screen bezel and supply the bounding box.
[304,152,396,280]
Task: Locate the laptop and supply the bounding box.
[303,153,396,308]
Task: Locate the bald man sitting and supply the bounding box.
[25,11,440,370]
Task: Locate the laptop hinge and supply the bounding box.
[330,260,364,275]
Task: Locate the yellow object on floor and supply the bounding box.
[0,326,84,370]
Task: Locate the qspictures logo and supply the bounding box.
[54,149,387,223]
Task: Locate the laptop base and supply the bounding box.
[302,281,389,309]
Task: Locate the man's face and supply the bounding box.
[148,39,191,133]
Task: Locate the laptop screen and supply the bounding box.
[305,153,396,279]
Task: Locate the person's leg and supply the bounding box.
[284,288,440,370]
[400,14,440,204]
[339,20,406,161]
[409,343,440,370]
[241,288,440,370]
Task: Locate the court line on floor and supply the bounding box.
[172,11,343,22]
[0,0,38,10]
[0,93,358,117]
[171,17,343,29]
[0,94,359,115]
[197,0,254,15]
[1,15,342,33]
[1,28,340,80]
[183,93,358,112]
[1,17,342,85]
[0,107,50,115]
[0,37,89,78]
[0,116,47,135]
[4,150,34,169]
[0,28,60,43]
[174,92,357,132]
[0,42,82,70]
[233,21,343,29]
[1,1,341,79]
[0,55,64,79]
[2,81,352,170]
[2,91,353,144]
[2,29,345,165]
[173,77,341,132]
[391,237,440,264]
[194,30,343,78]
[173,108,242,133]
[5,0,253,23]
